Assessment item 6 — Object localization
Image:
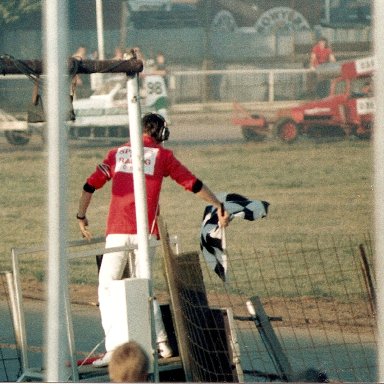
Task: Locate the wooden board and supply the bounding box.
[158,216,236,382]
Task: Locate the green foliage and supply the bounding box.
[0,0,41,25]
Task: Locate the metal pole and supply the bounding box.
[64,289,79,381]
[119,1,129,50]
[94,0,105,90]
[11,249,29,372]
[127,75,159,381]
[373,1,384,382]
[96,0,105,60]
[43,0,70,381]
[268,71,274,103]
[126,75,151,278]
[4,272,22,359]
[0,57,143,75]
[324,0,331,25]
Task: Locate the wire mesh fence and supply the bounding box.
[0,272,22,382]
[161,232,376,382]
[0,233,376,382]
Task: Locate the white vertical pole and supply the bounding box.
[43,0,70,381]
[126,75,151,278]
[127,73,158,381]
[96,0,105,60]
[268,71,274,103]
[374,1,384,382]
[93,0,105,90]
[324,0,331,25]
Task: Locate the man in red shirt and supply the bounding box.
[77,113,229,367]
[310,37,336,70]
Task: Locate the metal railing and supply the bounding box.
[1,68,312,110]
[169,68,312,105]
[8,235,179,382]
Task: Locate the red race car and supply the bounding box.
[274,57,375,142]
[234,57,375,143]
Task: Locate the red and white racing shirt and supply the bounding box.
[86,135,198,236]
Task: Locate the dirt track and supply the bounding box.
[0,110,243,150]
[2,278,375,337]
[0,99,304,149]
[169,111,243,143]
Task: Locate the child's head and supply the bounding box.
[318,37,329,48]
[109,341,149,382]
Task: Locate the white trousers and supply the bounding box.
[99,234,168,352]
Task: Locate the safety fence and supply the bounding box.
[159,229,376,382]
[0,236,180,382]
[0,232,376,382]
[0,68,311,146]
[0,272,22,382]
[1,68,312,114]
[168,68,312,105]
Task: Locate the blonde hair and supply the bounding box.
[109,341,149,382]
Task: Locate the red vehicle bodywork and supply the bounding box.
[235,57,375,143]
[274,57,375,142]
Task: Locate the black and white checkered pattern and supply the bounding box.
[200,193,270,282]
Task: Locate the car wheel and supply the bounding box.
[353,123,372,140]
[274,118,299,143]
[211,10,238,32]
[4,130,31,145]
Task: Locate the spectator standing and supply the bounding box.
[309,37,336,70]
[152,51,168,86]
[71,45,91,98]
[72,45,87,61]
[112,47,124,60]
[308,37,336,98]
[146,51,170,120]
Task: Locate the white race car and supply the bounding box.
[1,73,169,146]
[69,73,169,142]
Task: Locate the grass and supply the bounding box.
[0,138,374,293]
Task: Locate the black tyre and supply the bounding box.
[241,114,267,142]
[4,130,31,146]
[353,123,372,140]
[241,127,265,142]
[274,118,299,143]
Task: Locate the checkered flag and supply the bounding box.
[200,193,269,282]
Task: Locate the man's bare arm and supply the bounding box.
[77,190,93,240]
[195,184,229,227]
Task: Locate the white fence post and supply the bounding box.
[373,1,384,382]
[268,71,275,103]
